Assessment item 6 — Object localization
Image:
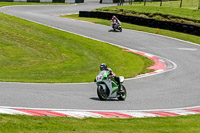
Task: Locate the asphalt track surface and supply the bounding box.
[0,1,200,111]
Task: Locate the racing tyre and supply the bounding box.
[97,85,108,100]
[117,85,127,101]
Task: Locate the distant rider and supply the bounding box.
[110,15,121,29]
[99,63,122,94]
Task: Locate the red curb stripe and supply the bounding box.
[185,108,200,113]
[147,111,180,117]
[147,58,165,70]
[123,49,166,71]
[14,109,67,117]
[90,112,132,118]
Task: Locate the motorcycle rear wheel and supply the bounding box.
[97,85,108,100]
[117,85,127,101]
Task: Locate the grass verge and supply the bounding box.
[129,0,199,10]
[0,114,200,132]
[0,13,154,83]
[63,14,200,45]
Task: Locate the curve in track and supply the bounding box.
[0,1,200,117]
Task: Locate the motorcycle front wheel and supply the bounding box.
[118,85,127,101]
[97,85,108,101]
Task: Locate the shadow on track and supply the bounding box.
[108,29,121,32]
[90,97,119,101]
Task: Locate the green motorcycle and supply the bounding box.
[95,70,127,101]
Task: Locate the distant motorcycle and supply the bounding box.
[110,16,122,32]
[112,23,122,32]
[95,70,126,101]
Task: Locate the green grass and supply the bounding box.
[63,14,200,44]
[0,13,154,83]
[95,5,200,20]
[0,114,200,132]
[0,2,70,7]
[130,0,200,10]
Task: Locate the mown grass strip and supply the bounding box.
[63,14,200,45]
[0,114,200,132]
[135,0,200,9]
[95,5,200,21]
[0,13,154,83]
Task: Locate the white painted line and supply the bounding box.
[155,70,164,73]
[159,59,166,63]
[0,109,30,115]
[55,111,105,118]
[144,53,154,58]
[0,109,16,114]
[166,110,198,116]
[120,111,157,118]
[177,48,198,51]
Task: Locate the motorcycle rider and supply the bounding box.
[99,63,122,95]
[110,15,121,30]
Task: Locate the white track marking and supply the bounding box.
[55,111,105,118]
[0,109,30,115]
[166,110,198,115]
[177,48,198,51]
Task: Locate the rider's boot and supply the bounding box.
[117,84,122,96]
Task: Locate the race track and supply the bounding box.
[0,1,200,111]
